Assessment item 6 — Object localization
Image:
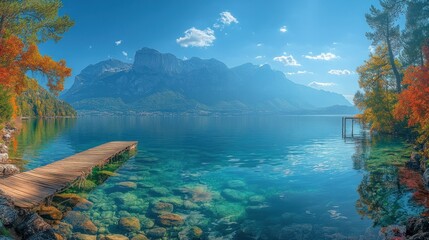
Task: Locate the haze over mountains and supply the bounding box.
[62,48,354,114]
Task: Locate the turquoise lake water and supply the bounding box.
[10,116,425,239]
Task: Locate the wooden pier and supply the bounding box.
[342,116,362,138]
[0,141,137,208]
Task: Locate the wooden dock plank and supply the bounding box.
[0,141,137,208]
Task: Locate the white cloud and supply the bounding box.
[279,26,288,33]
[286,70,313,75]
[328,69,353,75]
[304,52,339,60]
[256,43,263,47]
[308,81,336,88]
[115,40,122,46]
[219,11,238,25]
[122,51,128,57]
[255,55,265,59]
[176,27,216,47]
[214,11,238,29]
[369,45,375,54]
[273,55,301,67]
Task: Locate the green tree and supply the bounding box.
[0,85,13,124]
[402,0,429,67]
[366,0,404,93]
[0,0,74,43]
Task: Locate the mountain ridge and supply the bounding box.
[63,48,355,114]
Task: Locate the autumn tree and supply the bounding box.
[394,46,429,150]
[0,0,73,117]
[366,0,404,93]
[0,85,12,125]
[354,45,398,134]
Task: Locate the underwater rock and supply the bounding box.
[98,170,118,177]
[118,217,141,232]
[130,234,149,240]
[100,234,129,240]
[183,200,200,210]
[64,211,98,234]
[278,224,313,240]
[146,227,166,238]
[226,180,246,189]
[70,233,97,240]
[151,202,173,215]
[38,205,63,221]
[158,213,185,227]
[80,180,97,191]
[222,189,246,201]
[245,204,270,215]
[191,226,203,238]
[54,193,93,210]
[52,222,73,239]
[149,187,170,196]
[0,153,8,163]
[115,192,138,205]
[117,182,137,190]
[248,195,266,205]
[139,217,154,229]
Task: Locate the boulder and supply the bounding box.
[146,228,166,239]
[130,234,149,240]
[117,182,137,190]
[0,153,8,163]
[158,213,185,227]
[0,205,18,226]
[2,133,11,141]
[150,202,173,215]
[15,213,53,239]
[222,189,246,201]
[64,211,98,234]
[38,205,63,221]
[53,194,93,210]
[70,233,97,240]
[0,164,20,176]
[118,217,140,232]
[0,144,7,154]
[226,180,246,189]
[407,152,422,170]
[100,234,129,240]
[406,217,429,236]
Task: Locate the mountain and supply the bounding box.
[17,83,76,118]
[62,48,354,114]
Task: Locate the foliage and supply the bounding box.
[402,0,429,67]
[365,0,404,93]
[394,47,429,148]
[0,0,74,43]
[0,35,71,115]
[16,83,76,117]
[355,45,398,133]
[0,85,13,125]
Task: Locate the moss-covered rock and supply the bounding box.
[118,217,140,232]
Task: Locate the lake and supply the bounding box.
[9,116,424,239]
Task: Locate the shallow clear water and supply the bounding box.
[10,116,424,239]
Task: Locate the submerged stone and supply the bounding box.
[64,211,98,234]
[38,205,63,221]
[222,189,246,201]
[117,181,137,190]
[130,234,148,240]
[118,217,141,232]
[70,233,97,240]
[146,227,166,238]
[151,202,173,215]
[100,234,129,240]
[248,195,266,205]
[158,213,185,227]
[226,180,246,189]
[149,187,170,196]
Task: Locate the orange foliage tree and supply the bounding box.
[394,46,429,148]
[0,35,71,115]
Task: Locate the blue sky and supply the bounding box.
[40,0,379,103]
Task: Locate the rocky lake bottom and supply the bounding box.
[5,116,426,239]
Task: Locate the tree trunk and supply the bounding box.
[386,33,402,93]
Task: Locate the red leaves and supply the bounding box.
[0,35,71,114]
[394,45,429,143]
